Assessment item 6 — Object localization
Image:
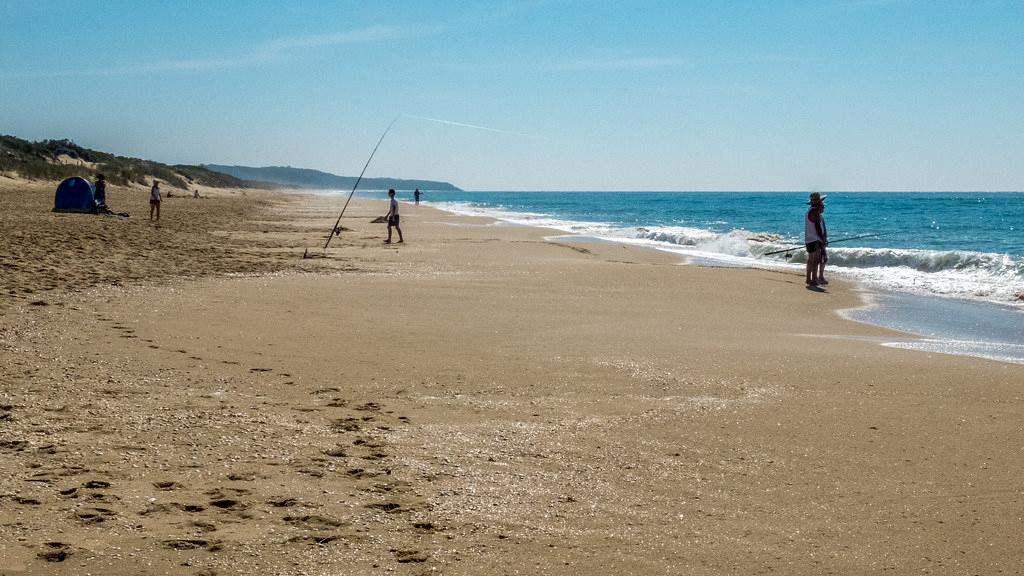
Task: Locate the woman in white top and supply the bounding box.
[150,181,162,221]
[804,192,826,286]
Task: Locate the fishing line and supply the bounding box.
[317,113,525,253]
[402,114,528,137]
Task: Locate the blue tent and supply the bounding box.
[53,176,96,213]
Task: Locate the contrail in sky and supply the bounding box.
[403,114,528,137]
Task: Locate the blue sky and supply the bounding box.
[2,1,1022,191]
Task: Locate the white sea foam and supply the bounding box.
[427,201,1024,308]
[882,339,1024,365]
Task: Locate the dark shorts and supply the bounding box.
[150,199,161,205]
[388,214,400,226]
[805,241,822,253]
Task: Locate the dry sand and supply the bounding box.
[1,178,1022,575]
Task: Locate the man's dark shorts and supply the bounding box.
[388,214,400,226]
[805,241,822,253]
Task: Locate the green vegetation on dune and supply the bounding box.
[0,135,258,189]
[0,134,459,192]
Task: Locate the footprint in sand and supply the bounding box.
[366,502,404,513]
[286,534,342,546]
[75,507,117,524]
[162,538,223,551]
[331,417,361,432]
[283,514,347,530]
[345,468,380,479]
[37,542,73,562]
[352,437,384,449]
[1,439,29,450]
[393,549,430,563]
[208,498,243,510]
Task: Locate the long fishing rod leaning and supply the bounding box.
[761,233,885,257]
[321,115,401,251]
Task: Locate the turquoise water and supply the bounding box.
[350,190,1024,363]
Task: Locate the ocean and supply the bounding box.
[353,190,1024,364]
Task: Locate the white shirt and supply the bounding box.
[805,207,821,243]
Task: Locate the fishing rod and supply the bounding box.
[322,115,401,251]
[761,233,885,257]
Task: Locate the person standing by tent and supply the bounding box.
[94,174,107,208]
[384,188,403,244]
[149,181,162,221]
[804,192,826,287]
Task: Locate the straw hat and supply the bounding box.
[807,192,827,205]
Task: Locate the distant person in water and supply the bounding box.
[804,192,826,286]
[150,181,162,221]
[414,188,421,205]
[384,188,403,244]
[94,173,107,208]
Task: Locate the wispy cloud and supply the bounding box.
[554,56,691,72]
[1,25,422,79]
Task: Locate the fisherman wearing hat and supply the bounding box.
[804,192,827,287]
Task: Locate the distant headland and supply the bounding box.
[0,134,460,192]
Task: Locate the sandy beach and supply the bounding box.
[2,179,1023,575]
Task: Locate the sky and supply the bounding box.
[1,0,1022,191]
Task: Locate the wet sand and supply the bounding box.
[2,178,1022,575]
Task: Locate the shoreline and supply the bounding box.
[380,192,1024,366]
[2,181,1023,574]
[354,190,1024,308]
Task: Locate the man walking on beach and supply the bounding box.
[805,192,826,286]
[385,188,403,244]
